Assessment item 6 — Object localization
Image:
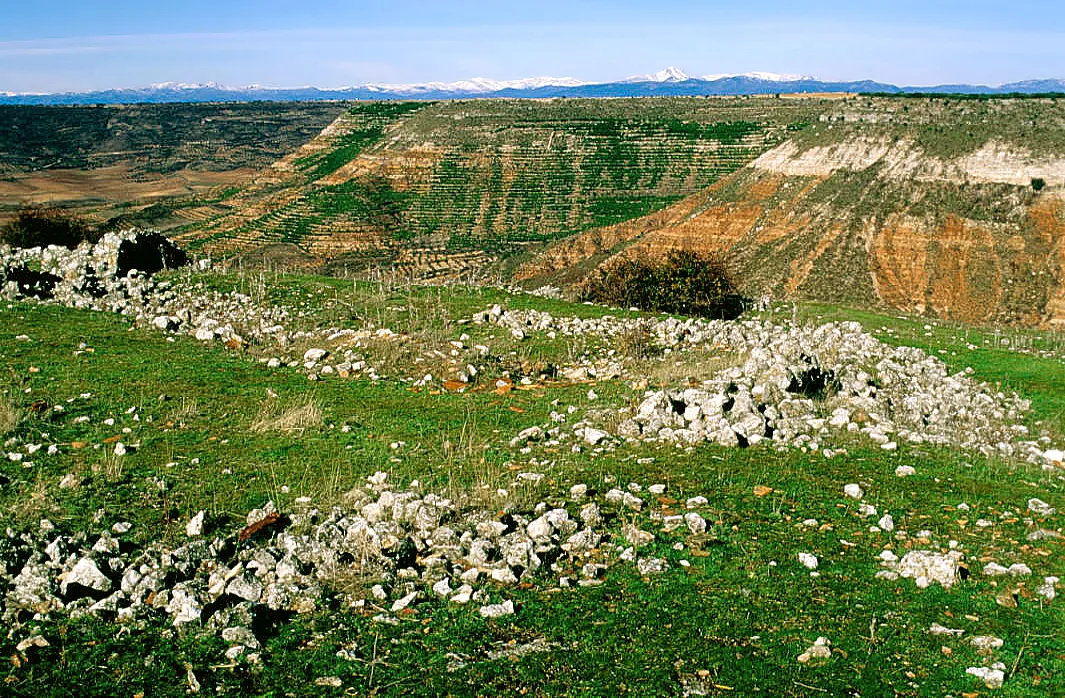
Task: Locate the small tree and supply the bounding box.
[1031,177,1046,191]
[581,249,745,320]
[0,207,99,249]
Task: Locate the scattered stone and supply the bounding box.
[636,558,666,575]
[432,578,452,598]
[186,510,206,537]
[685,496,708,509]
[391,591,418,612]
[221,626,259,649]
[168,587,203,626]
[894,550,962,589]
[928,623,964,636]
[798,553,819,570]
[1037,576,1058,600]
[15,635,49,652]
[622,525,654,548]
[1007,563,1032,577]
[580,427,609,445]
[527,516,553,543]
[478,600,515,618]
[6,247,1055,674]
[485,637,558,661]
[970,635,1004,654]
[61,557,111,596]
[983,562,1009,576]
[797,636,832,663]
[684,512,707,535]
[894,465,916,477]
[1027,498,1056,516]
[0,471,690,647]
[226,575,264,603]
[510,426,545,447]
[996,588,1019,608]
[844,484,863,499]
[966,666,1005,689]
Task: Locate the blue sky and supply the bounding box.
[2,1,1063,92]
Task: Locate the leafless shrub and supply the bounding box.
[251,397,324,434]
[0,393,20,436]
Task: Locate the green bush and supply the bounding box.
[581,249,745,319]
[0,207,100,249]
[1032,177,1046,191]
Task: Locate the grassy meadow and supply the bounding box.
[0,270,1062,697]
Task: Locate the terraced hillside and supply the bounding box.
[8,95,1064,325]
[518,96,1065,327]
[175,97,831,273]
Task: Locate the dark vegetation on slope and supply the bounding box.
[581,249,745,320]
[0,207,100,249]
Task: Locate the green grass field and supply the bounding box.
[1,272,1062,696]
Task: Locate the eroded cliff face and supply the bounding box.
[750,137,1065,186]
[519,135,1065,326]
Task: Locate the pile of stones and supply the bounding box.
[4,234,1054,466]
[1,230,188,307]
[1,231,292,348]
[476,306,1054,465]
[2,472,686,657]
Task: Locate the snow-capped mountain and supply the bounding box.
[149,81,224,90]
[621,66,694,83]
[361,75,588,95]
[622,67,813,83]
[3,67,1064,105]
[701,71,811,82]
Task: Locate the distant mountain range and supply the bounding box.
[3,67,1065,105]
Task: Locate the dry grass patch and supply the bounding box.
[614,321,664,361]
[165,397,200,428]
[93,450,126,482]
[632,348,749,388]
[251,396,325,434]
[9,476,57,523]
[0,393,19,436]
